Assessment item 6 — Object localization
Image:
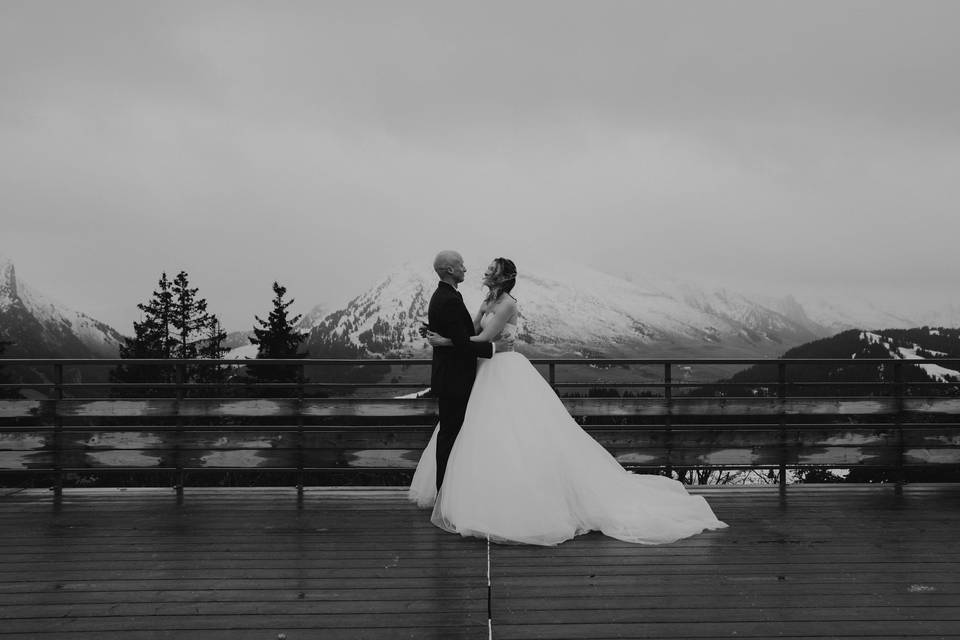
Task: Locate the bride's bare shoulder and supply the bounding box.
[492,294,518,316]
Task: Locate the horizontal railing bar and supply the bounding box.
[1,419,953,428]
[2,380,957,392]
[555,381,942,388]
[4,380,955,389]
[1,394,957,405]
[0,358,430,366]
[0,384,57,389]
[2,382,433,389]
[905,381,960,386]
[0,393,952,400]
[1,421,956,433]
[2,464,941,472]
[4,357,960,366]
[0,381,896,389]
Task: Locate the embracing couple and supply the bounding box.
[408,251,727,546]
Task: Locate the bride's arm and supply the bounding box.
[472,302,487,334]
[425,299,514,346]
[424,299,494,358]
[470,298,517,343]
[425,300,497,347]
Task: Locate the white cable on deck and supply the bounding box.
[487,535,493,640]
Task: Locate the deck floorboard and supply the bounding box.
[2,484,959,639]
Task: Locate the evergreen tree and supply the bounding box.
[200,316,229,360]
[195,316,229,387]
[130,272,175,358]
[170,270,208,359]
[168,270,228,388]
[112,271,226,393]
[112,272,176,389]
[247,282,308,390]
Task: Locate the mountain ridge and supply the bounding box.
[2,253,956,364]
[299,261,831,361]
[709,327,960,397]
[0,256,124,359]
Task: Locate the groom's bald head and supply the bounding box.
[434,250,466,283]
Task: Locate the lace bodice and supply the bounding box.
[481,311,519,350]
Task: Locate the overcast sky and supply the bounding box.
[2,0,958,331]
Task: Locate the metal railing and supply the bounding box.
[1,357,958,501]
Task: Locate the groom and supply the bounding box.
[427,250,495,492]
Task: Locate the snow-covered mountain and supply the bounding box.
[767,293,921,336]
[2,250,952,365]
[298,303,332,331]
[302,261,831,360]
[717,327,960,395]
[922,304,960,331]
[221,330,258,360]
[857,329,960,382]
[0,257,124,358]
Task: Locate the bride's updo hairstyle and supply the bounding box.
[485,257,517,303]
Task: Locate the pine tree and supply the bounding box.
[195,316,229,387]
[170,270,207,359]
[112,271,226,394]
[200,317,229,360]
[169,270,231,389]
[112,272,176,390]
[247,282,308,390]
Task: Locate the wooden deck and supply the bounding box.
[1,485,959,639]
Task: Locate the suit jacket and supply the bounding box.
[428,281,493,398]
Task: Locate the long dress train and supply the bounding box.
[409,321,727,546]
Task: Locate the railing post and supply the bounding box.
[549,363,556,395]
[296,363,305,506]
[778,362,787,497]
[893,361,905,494]
[52,363,64,503]
[174,363,185,505]
[664,363,673,478]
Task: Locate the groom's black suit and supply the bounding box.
[428,281,493,491]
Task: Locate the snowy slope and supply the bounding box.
[792,295,920,334]
[0,256,124,358]
[921,303,960,330]
[860,330,960,382]
[303,260,826,359]
[225,343,260,360]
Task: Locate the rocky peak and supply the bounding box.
[0,257,18,307]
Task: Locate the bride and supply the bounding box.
[408,257,727,546]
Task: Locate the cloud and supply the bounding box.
[1,0,958,330]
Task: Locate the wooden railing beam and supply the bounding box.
[52,363,63,503]
[0,357,956,493]
[778,362,787,496]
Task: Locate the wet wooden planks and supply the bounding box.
[2,485,960,639]
[490,484,960,639]
[0,487,488,639]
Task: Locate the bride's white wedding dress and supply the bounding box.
[409,313,727,546]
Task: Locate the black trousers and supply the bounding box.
[436,394,469,492]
